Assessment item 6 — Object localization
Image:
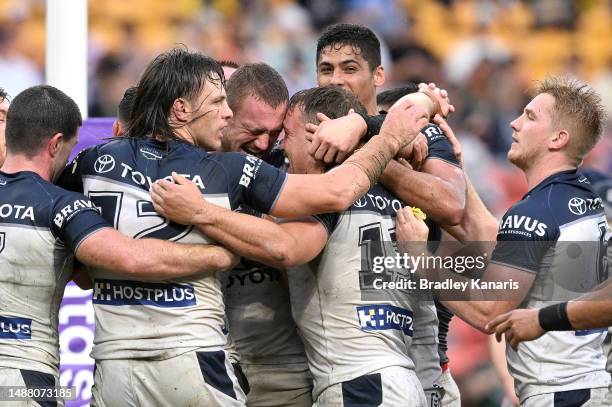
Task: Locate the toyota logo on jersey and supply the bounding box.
[94,154,116,174]
[353,196,368,208]
[568,197,587,215]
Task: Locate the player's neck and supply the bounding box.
[0,154,53,181]
[523,159,576,190]
[364,98,378,115]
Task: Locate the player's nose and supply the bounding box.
[253,134,270,152]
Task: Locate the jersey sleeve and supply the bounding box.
[421,124,460,166]
[217,152,288,214]
[490,200,557,274]
[50,191,111,252]
[313,213,341,236]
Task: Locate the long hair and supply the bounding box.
[125,48,225,141]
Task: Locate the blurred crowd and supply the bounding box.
[1,0,611,405]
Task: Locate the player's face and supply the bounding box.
[508,93,556,169]
[185,77,233,151]
[222,95,287,157]
[317,44,383,113]
[0,98,9,167]
[283,107,319,174]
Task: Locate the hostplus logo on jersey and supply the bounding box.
[94,154,116,174]
[356,304,413,336]
[93,279,196,307]
[0,316,32,339]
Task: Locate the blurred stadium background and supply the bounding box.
[1,0,610,405]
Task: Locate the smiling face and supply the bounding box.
[221,95,287,157]
[508,93,557,170]
[316,44,384,114]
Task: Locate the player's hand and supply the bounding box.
[379,99,429,149]
[396,206,429,243]
[418,82,455,117]
[485,309,545,351]
[305,110,367,164]
[433,114,462,167]
[397,133,428,171]
[150,172,208,225]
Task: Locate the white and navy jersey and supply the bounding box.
[0,171,109,375]
[580,167,612,222]
[223,145,306,366]
[222,257,307,365]
[58,137,287,361]
[490,169,611,400]
[288,183,417,399]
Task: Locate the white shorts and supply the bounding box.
[91,350,247,407]
[521,387,610,407]
[313,366,427,407]
[241,362,312,407]
[0,366,64,407]
[439,368,460,407]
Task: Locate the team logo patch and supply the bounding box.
[356,304,413,336]
[139,147,163,160]
[94,154,116,174]
[568,197,587,215]
[93,279,197,307]
[0,316,32,339]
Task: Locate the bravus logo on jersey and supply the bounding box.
[53,200,98,228]
[499,215,548,237]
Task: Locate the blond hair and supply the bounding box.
[536,76,606,162]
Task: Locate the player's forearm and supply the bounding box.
[271,135,401,218]
[444,174,498,242]
[129,240,239,279]
[443,300,511,332]
[558,280,612,330]
[192,205,296,268]
[380,160,465,225]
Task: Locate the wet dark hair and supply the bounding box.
[316,23,381,72]
[126,48,225,141]
[376,84,420,111]
[5,85,81,157]
[0,87,8,104]
[117,86,137,124]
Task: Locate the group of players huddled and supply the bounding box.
[0,22,610,407]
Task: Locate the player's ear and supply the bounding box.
[171,98,189,123]
[373,65,385,87]
[47,133,63,157]
[112,120,121,137]
[550,129,570,151]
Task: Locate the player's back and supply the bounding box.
[0,171,87,375]
[288,183,417,399]
[59,137,283,361]
[494,169,610,399]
